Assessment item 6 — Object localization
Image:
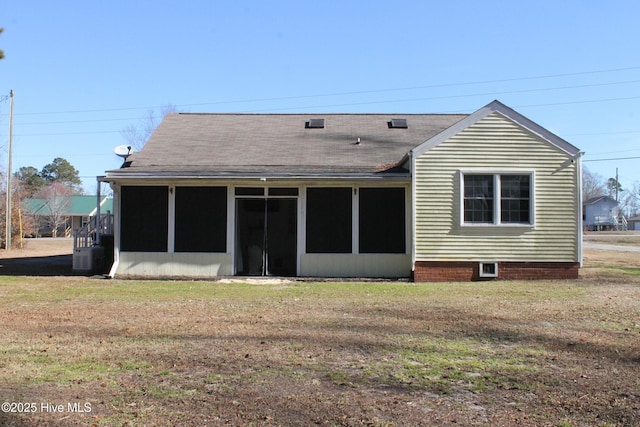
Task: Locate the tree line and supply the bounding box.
[14,157,83,198]
[1,157,82,245]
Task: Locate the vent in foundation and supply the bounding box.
[479,262,498,278]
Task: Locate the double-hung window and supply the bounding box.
[462,172,533,226]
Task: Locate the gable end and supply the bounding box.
[411,100,580,158]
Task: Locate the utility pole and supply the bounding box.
[5,90,13,249]
[615,167,619,203]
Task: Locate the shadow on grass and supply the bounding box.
[0,254,73,276]
[73,313,637,425]
[0,410,33,427]
[360,305,640,366]
[6,284,640,426]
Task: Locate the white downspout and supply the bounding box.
[95,178,101,246]
[107,183,120,278]
[576,152,584,267]
[410,150,416,278]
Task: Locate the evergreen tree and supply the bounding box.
[40,157,83,192]
[606,177,623,200]
[14,166,47,197]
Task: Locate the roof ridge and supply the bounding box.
[176,112,469,117]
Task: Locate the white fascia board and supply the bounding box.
[103,173,412,183]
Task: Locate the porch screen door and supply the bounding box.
[235,198,297,276]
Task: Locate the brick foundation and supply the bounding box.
[413,261,580,282]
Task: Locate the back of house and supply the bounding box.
[101,100,582,281]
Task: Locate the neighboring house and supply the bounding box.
[101,100,582,281]
[626,215,640,231]
[583,195,626,231]
[23,195,113,237]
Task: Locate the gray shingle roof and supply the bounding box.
[584,195,618,205]
[107,113,467,178]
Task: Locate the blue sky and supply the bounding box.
[1,0,639,194]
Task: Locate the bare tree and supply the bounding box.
[0,178,32,246]
[38,182,72,238]
[622,182,640,217]
[121,104,178,151]
[0,27,5,59]
[582,166,606,201]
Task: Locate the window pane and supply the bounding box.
[268,187,299,196]
[120,186,168,252]
[235,187,264,196]
[175,187,227,252]
[359,188,406,253]
[306,188,352,253]
[463,175,493,223]
[465,199,493,222]
[500,175,530,223]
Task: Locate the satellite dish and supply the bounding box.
[114,145,133,159]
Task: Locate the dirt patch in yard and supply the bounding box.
[584,230,640,247]
[583,231,640,270]
[1,238,73,258]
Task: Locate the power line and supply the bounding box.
[14,130,120,137]
[14,65,640,117]
[512,96,640,110]
[7,66,640,137]
[16,116,150,126]
[11,92,640,137]
[566,130,640,137]
[583,156,640,162]
[239,93,640,114]
[584,148,640,156]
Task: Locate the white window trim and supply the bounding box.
[168,185,175,253]
[459,170,536,228]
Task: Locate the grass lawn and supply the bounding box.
[1,271,639,427]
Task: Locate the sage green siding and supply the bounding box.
[414,113,579,262]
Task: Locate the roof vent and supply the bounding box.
[305,118,325,129]
[388,118,408,129]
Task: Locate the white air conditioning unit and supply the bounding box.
[479,262,498,278]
